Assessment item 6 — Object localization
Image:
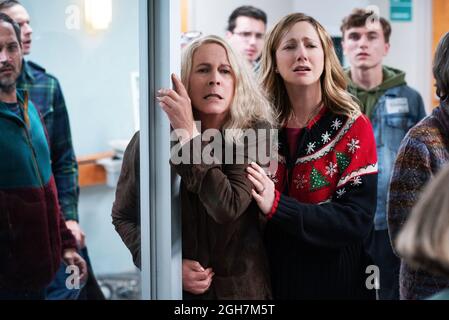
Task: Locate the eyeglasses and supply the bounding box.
[233,31,265,41]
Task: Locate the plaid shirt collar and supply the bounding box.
[19,59,36,84]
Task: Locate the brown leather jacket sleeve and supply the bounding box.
[171,122,271,225]
[112,132,141,269]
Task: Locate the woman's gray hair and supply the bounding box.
[181,35,274,143]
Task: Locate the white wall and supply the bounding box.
[292,0,370,36]
[191,0,433,111]
[188,0,295,37]
[22,0,139,156]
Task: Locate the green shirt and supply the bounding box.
[346,66,407,118]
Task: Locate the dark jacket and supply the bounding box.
[266,109,378,299]
[111,132,141,269]
[0,92,77,291]
[112,123,272,300]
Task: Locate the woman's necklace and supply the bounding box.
[289,101,323,128]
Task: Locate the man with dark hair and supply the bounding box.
[226,5,267,69]
[341,8,427,300]
[0,12,87,300]
[0,0,103,300]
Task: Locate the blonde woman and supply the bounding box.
[113,35,274,299]
[396,164,449,300]
[246,13,378,299]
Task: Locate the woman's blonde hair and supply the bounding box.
[396,164,449,278]
[259,13,360,125]
[181,35,274,142]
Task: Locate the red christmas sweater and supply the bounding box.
[265,107,379,299]
[271,107,378,208]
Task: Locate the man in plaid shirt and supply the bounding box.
[0,0,103,299]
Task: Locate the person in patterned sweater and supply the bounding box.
[247,13,378,299]
[387,31,449,300]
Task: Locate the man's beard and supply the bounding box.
[0,64,19,94]
[0,78,16,93]
[0,77,17,94]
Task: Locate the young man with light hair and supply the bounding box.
[341,8,426,300]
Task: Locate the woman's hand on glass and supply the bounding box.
[247,162,275,215]
[157,73,199,144]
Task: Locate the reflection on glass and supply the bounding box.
[84,0,113,30]
[0,0,142,300]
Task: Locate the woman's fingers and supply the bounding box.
[252,189,272,216]
[195,270,214,294]
[157,85,191,118]
[184,259,205,272]
[248,173,265,193]
[251,162,273,185]
[158,99,169,111]
[157,94,179,111]
[251,189,264,203]
[171,73,189,98]
[192,270,209,281]
[249,162,275,216]
[247,166,265,184]
[157,88,179,102]
[251,162,269,177]
[204,267,213,276]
